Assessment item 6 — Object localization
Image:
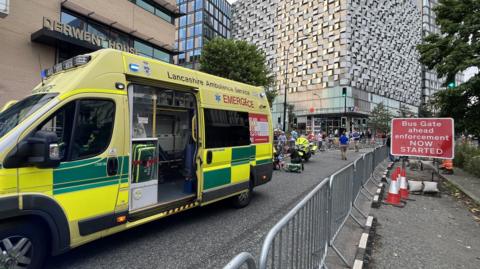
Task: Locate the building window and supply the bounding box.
[135,40,153,57]
[60,11,86,30]
[195,11,203,23]
[129,0,174,24]
[179,27,186,39]
[186,38,194,50]
[154,49,170,63]
[60,9,172,63]
[195,0,203,10]
[0,0,9,16]
[194,24,202,36]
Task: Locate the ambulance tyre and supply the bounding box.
[0,219,48,269]
[231,181,253,208]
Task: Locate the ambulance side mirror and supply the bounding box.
[3,131,61,169]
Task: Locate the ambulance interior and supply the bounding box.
[129,85,197,211]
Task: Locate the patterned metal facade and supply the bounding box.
[233,0,423,126]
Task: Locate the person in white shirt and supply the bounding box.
[316,132,323,150]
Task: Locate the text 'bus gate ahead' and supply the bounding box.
[391,118,454,159]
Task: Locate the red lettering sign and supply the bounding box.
[249,113,269,143]
[222,95,254,108]
[391,118,454,159]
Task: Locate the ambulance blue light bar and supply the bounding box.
[42,55,91,78]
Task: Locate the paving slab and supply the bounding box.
[370,164,480,269]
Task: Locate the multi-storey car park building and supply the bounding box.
[233,0,423,134]
[0,0,181,105]
[174,0,232,69]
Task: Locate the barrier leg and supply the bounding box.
[360,188,373,200]
[350,212,365,228]
[331,243,351,268]
[353,203,368,219]
[370,173,382,185]
[366,176,381,188]
[361,185,375,197]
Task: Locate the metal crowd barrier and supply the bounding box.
[258,178,330,269]
[223,146,389,269]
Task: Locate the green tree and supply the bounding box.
[418,102,434,118]
[417,0,480,135]
[398,105,414,118]
[369,103,393,135]
[199,38,276,106]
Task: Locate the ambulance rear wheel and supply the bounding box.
[0,219,48,269]
[231,188,252,208]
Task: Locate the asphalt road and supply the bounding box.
[46,149,365,269]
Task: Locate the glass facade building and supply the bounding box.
[174,0,231,69]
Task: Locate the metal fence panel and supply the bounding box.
[353,157,364,202]
[258,178,330,269]
[223,252,257,269]
[373,145,387,168]
[329,163,354,243]
[363,152,374,184]
[224,147,390,269]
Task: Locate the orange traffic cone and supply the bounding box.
[399,168,409,200]
[443,159,454,174]
[384,173,402,206]
[394,167,401,189]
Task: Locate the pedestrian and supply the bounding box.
[291,128,298,141]
[307,131,315,142]
[366,128,373,145]
[386,133,394,162]
[289,134,296,148]
[316,131,323,150]
[352,128,360,152]
[339,131,349,160]
[278,131,287,152]
[328,133,335,149]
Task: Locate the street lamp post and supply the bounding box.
[311,92,321,133]
[282,35,310,132]
[283,58,289,131]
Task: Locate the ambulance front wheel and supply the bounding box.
[231,188,252,208]
[0,219,48,269]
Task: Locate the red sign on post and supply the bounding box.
[391,118,454,159]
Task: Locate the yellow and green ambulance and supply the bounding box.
[0,49,273,268]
